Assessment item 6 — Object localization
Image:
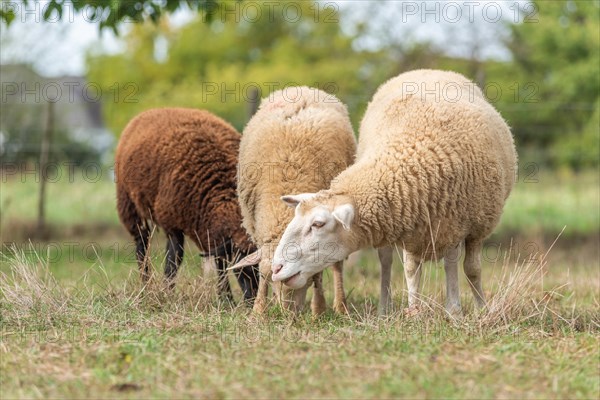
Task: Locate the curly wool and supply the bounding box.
[311,69,517,258]
[238,87,357,252]
[116,108,253,254]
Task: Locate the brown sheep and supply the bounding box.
[115,108,259,302]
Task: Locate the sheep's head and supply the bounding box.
[271,193,357,289]
[228,243,312,312]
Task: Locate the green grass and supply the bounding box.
[499,169,600,237]
[1,167,119,231]
[0,167,599,398]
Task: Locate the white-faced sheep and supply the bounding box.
[116,108,259,302]
[271,69,517,316]
[230,87,357,315]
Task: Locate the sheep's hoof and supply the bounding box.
[402,306,421,318]
[252,299,268,315]
[214,294,235,311]
[471,303,487,318]
[311,303,326,317]
[334,301,349,316]
[378,307,390,317]
[378,300,393,317]
[311,309,326,320]
[445,304,463,320]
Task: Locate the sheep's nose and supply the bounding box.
[272,264,283,275]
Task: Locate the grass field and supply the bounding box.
[1,167,599,239]
[1,167,599,398]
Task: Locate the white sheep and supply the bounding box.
[230,86,357,315]
[271,69,517,316]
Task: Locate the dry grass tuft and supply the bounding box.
[0,244,242,330]
[0,244,69,320]
[475,230,580,332]
[478,244,551,329]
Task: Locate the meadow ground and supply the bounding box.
[0,167,599,398]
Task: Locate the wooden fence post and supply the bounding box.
[37,100,55,234]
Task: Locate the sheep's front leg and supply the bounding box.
[378,247,393,316]
[332,261,348,314]
[233,265,260,305]
[311,272,326,316]
[215,257,234,303]
[464,238,486,309]
[252,260,271,314]
[280,283,309,314]
[444,244,462,318]
[403,250,422,309]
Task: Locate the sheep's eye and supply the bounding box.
[311,221,325,229]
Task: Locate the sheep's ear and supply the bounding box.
[227,249,261,270]
[281,193,316,208]
[332,204,354,231]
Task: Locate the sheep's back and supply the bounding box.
[350,70,517,254]
[116,108,241,247]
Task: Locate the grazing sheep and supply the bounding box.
[272,69,517,316]
[115,108,259,302]
[231,87,357,315]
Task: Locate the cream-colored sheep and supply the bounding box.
[231,86,357,315]
[271,69,517,316]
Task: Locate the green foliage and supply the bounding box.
[1,0,223,33]
[504,0,600,167]
[551,99,600,169]
[87,1,393,135]
[15,0,596,169]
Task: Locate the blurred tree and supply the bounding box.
[80,0,599,169]
[552,98,600,169]
[87,1,393,134]
[504,0,599,167]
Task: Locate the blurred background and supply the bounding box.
[1,3,598,397]
[1,0,598,271]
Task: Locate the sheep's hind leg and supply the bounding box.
[134,224,151,283]
[403,251,422,312]
[464,238,486,309]
[165,230,184,288]
[444,244,462,318]
[117,188,151,283]
[378,247,393,316]
[332,261,348,315]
